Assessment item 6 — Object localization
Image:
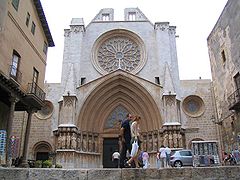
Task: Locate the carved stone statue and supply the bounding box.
[178,133,183,147]
[153,133,158,151]
[77,135,81,151]
[163,133,168,147]
[62,134,66,149]
[66,133,71,149]
[71,134,77,149]
[88,135,92,152]
[169,132,173,148]
[82,135,87,152]
[148,134,153,152]
[58,134,62,149]
[173,132,178,148]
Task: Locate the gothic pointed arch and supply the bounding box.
[77,71,162,133]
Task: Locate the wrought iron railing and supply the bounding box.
[27,82,46,101]
[9,65,22,84]
[228,88,240,110]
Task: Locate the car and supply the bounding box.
[169,149,193,167]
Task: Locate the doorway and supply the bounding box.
[36,152,49,161]
[103,138,119,168]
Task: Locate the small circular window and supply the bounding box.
[35,100,53,120]
[182,95,205,117]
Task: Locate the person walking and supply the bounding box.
[159,145,167,168]
[120,113,132,168]
[125,115,141,168]
[165,146,171,167]
[112,150,120,168]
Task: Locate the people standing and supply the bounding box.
[126,115,141,168]
[112,150,120,168]
[142,151,150,169]
[120,113,132,168]
[165,146,171,167]
[159,145,167,168]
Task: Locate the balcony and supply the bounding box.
[23,82,46,110]
[228,88,240,111]
[9,65,22,84]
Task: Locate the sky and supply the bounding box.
[41,0,228,83]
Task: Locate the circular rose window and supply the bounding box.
[92,30,146,74]
[182,95,205,117]
[35,100,53,120]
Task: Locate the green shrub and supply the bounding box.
[42,160,52,168]
[35,160,42,168]
[55,164,62,168]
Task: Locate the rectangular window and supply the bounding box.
[12,0,20,11]
[43,41,48,54]
[26,12,30,27]
[221,50,226,64]
[10,50,20,78]
[102,14,110,21]
[128,12,136,21]
[234,73,240,89]
[81,77,86,85]
[155,77,160,84]
[33,68,39,84]
[31,21,36,35]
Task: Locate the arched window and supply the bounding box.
[104,105,129,129]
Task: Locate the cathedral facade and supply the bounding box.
[16,8,218,168]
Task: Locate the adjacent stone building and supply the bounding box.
[207,0,240,154]
[14,8,219,168]
[0,0,54,166]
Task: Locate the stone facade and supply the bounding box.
[207,0,240,154]
[14,8,219,168]
[1,167,240,180]
[0,0,54,165]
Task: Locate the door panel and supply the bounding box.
[103,138,119,168]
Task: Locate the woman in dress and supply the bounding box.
[125,115,141,168]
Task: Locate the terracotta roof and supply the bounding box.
[33,0,55,47]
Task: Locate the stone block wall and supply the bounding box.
[0,166,240,180]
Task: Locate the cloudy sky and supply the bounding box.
[41,0,228,83]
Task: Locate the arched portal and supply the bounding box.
[77,72,163,134]
[33,141,52,161]
[77,72,162,167]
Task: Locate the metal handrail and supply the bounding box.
[27,82,46,101]
[228,88,240,109]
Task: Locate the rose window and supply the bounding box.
[97,37,141,73]
[92,30,146,75]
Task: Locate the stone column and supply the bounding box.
[6,96,18,166]
[20,109,35,167]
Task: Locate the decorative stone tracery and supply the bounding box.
[97,36,141,73]
[92,30,146,75]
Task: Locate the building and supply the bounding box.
[15,8,218,168]
[207,0,240,155]
[0,0,54,166]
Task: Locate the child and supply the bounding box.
[142,151,150,169]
